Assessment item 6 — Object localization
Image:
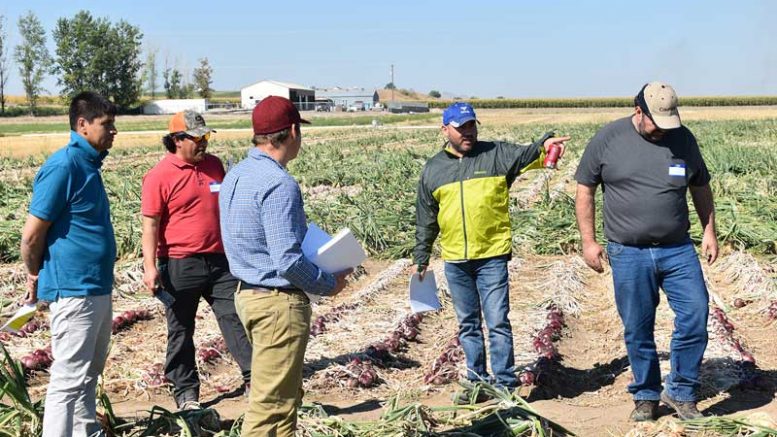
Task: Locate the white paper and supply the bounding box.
[301,223,332,260]
[302,223,368,304]
[1,304,37,333]
[312,228,367,273]
[409,272,442,313]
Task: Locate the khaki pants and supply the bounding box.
[42,294,112,437]
[235,287,311,437]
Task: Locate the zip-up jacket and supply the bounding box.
[414,133,553,267]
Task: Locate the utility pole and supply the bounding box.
[390,64,394,103]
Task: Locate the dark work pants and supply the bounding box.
[159,253,253,405]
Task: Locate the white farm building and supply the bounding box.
[143,99,207,115]
[315,87,380,110]
[240,80,315,110]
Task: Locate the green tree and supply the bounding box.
[428,90,441,98]
[14,11,51,116]
[180,81,194,99]
[162,57,172,98]
[52,11,144,109]
[384,82,396,90]
[192,57,213,99]
[0,15,9,114]
[144,48,158,98]
[168,68,182,99]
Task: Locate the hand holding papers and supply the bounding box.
[1,303,38,333]
[409,271,442,313]
[302,223,367,303]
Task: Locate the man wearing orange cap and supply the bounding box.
[141,110,252,410]
[219,96,351,436]
[576,82,718,421]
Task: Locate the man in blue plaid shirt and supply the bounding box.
[219,96,351,436]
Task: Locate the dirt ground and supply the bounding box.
[58,247,773,436]
[5,252,777,436]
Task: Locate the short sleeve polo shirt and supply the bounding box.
[141,153,226,258]
[29,132,117,301]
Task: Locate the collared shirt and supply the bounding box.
[141,153,225,258]
[219,148,335,295]
[29,131,116,301]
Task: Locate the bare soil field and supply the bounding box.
[8,248,774,436]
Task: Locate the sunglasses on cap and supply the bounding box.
[176,132,211,143]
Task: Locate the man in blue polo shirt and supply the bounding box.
[21,91,117,437]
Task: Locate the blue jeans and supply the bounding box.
[445,257,518,389]
[607,239,708,402]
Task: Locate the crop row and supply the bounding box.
[1,120,776,264]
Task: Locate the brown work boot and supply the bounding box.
[661,391,703,420]
[629,400,658,422]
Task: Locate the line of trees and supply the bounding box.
[0,10,215,116]
[152,56,213,100]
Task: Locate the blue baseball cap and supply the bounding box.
[443,102,479,127]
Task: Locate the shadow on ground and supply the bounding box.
[526,355,631,402]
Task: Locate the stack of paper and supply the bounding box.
[302,223,367,303]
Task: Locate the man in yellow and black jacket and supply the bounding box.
[415,102,568,398]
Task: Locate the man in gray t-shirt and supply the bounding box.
[575,82,718,422]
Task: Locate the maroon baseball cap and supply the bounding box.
[252,96,310,135]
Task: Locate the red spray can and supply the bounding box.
[543,143,561,169]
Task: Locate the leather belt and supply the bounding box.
[237,281,301,294]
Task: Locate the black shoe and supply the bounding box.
[175,390,200,410]
[629,400,658,422]
[452,384,492,405]
[660,391,703,420]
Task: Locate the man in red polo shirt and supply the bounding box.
[141,110,252,410]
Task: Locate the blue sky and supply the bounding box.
[1,0,775,98]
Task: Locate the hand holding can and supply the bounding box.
[542,135,570,169]
[543,144,561,169]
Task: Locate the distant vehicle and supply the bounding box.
[315,103,331,112]
[347,102,365,112]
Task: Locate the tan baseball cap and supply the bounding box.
[637,81,681,130]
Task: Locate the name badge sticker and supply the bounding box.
[209,182,221,193]
[668,164,686,177]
